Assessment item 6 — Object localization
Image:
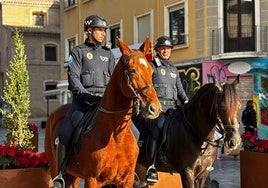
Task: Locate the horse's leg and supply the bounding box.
[200,172,210,188]
[182,168,195,188]
[64,173,80,188]
[72,177,81,188]
[84,178,104,188]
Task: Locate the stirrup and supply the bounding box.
[146,164,156,175]
[146,165,158,183]
[52,175,65,188]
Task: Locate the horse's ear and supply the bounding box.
[117,37,131,55]
[213,76,223,91]
[139,36,151,55]
[232,74,240,88]
[212,76,218,84]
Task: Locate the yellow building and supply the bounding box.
[62,0,199,66]
[0,0,61,124]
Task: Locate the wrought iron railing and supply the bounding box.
[211,26,268,55]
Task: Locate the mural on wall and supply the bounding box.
[249,58,268,132]
[177,64,202,99]
[202,61,237,84]
[259,74,268,126]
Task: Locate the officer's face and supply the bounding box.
[157,46,172,60]
[89,27,106,43]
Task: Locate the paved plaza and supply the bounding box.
[210,155,240,188]
[0,126,240,188]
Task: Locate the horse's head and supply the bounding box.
[117,37,161,119]
[214,75,241,151]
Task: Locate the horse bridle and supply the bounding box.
[98,53,153,115]
[182,84,237,149]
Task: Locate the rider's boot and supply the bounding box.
[146,136,158,184]
[52,137,66,188]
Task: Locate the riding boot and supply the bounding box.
[146,136,158,183]
[52,137,66,188]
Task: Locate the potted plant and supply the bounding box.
[240,131,268,188]
[0,29,51,187]
[27,123,39,152]
[241,131,268,153]
[0,144,49,169]
[0,144,51,187]
[0,29,33,151]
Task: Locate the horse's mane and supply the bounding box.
[187,81,240,121]
[221,82,240,120]
[187,83,217,105]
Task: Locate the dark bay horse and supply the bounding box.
[45,37,161,188]
[136,76,241,188]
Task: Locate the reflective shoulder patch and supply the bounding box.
[68,55,73,64]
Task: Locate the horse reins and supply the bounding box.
[98,53,153,116]
[182,84,231,149]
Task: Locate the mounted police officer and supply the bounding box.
[52,15,147,188]
[52,15,116,188]
[146,36,189,183]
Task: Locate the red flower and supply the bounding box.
[0,144,49,169]
[241,131,268,153]
[27,123,38,133]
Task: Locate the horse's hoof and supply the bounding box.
[133,180,147,188]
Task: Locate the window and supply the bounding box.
[32,12,45,26]
[135,13,151,43]
[168,4,186,46]
[64,0,76,8]
[45,81,57,100]
[64,37,76,67]
[68,38,76,54]
[45,45,57,61]
[109,25,120,48]
[224,0,255,52]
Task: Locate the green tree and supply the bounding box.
[0,29,32,150]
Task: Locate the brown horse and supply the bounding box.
[45,37,161,188]
[135,75,241,188]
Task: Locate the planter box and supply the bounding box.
[0,168,52,188]
[240,150,268,188]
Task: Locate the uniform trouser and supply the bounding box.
[58,99,86,146]
[55,99,86,176]
[147,112,166,164]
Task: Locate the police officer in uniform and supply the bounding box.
[146,36,189,183]
[52,15,116,188]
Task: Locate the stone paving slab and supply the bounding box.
[210,155,240,188]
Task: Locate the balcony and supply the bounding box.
[211,26,268,60]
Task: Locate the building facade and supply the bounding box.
[61,0,268,138]
[0,0,61,124]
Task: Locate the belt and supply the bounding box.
[160,100,175,105]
